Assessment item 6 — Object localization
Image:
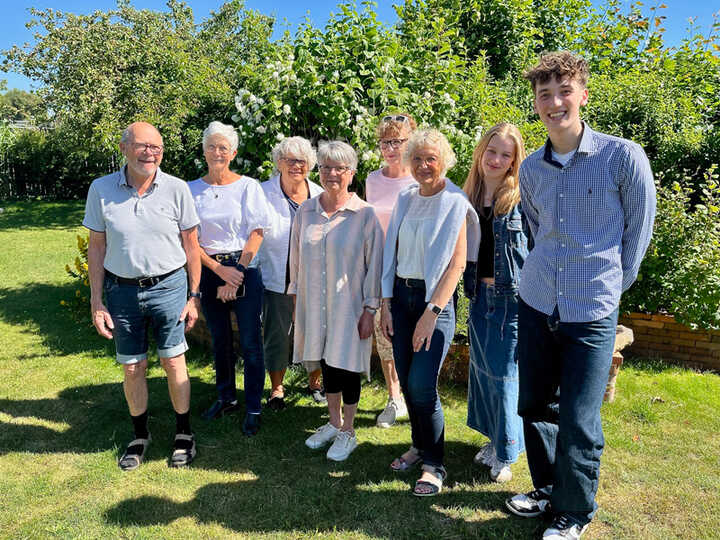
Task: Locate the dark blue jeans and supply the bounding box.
[200,261,265,414]
[390,279,455,468]
[517,299,617,526]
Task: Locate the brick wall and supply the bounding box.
[619,313,720,372]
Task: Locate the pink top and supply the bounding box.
[365,169,417,235]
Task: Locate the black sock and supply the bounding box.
[131,410,149,439]
[175,411,192,435]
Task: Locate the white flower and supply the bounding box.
[361,151,372,162]
[257,126,266,134]
[257,165,264,173]
[282,104,291,115]
[249,95,257,104]
[276,133,285,141]
[272,71,279,79]
[231,114,239,123]
[257,97,265,105]
[332,70,339,80]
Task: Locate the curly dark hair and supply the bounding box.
[523,51,589,92]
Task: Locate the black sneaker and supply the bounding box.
[201,399,240,420]
[505,486,552,517]
[308,386,327,404]
[542,514,589,539]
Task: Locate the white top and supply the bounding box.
[256,174,324,293]
[288,194,384,374]
[365,169,417,235]
[382,181,481,302]
[395,189,445,279]
[551,149,576,166]
[83,167,200,278]
[188,176,273,257]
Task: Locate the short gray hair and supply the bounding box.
[202,121,239,153]
[404,129,457,177]
[317,140,357,171]
[271,136,317,173]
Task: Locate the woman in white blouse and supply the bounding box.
[257,137,325,410]
[189,121,272,436]
[380,129,479,495]
[288,141,383,462]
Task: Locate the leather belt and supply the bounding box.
[106,267,181,288]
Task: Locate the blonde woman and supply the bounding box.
[463,123,528,482]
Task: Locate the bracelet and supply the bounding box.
[236,263,247,274]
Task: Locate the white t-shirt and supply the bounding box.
[551,149,576,166]
[365,169,417,235]
[188,176,273,255]
[396,188,445,279]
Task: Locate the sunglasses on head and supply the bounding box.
[382,115,408,124]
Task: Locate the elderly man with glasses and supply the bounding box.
[83,121,202,471]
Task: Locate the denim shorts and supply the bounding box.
[104,267,189,364]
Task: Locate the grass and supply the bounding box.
[0,200,719,539]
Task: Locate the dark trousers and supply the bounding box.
[390,279,455,468]
[517,299,617,526]
[199,263,265,414]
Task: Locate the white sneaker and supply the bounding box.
[505,486,552,518]
[305,423,339,449]
[376,396,408,428]
[489,455,513,483]
[543,514,589,539]
[473,442,494,466]
[326,430,358,461]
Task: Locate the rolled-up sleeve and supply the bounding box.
[620,143,657,291]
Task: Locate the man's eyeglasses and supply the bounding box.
[379,138,408,150]
[319,165,352,174]
[382,115,409,124]
[130,142,164,155]
[281,157,307,167]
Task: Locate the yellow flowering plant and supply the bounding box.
[63,234,90,312]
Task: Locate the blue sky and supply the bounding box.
[2,0,717,91]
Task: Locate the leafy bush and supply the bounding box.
[622,166,720,329]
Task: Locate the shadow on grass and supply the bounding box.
[622,353,697,375]
[0,282,110,357]
[0,373,541,538]
[0,200,85,230]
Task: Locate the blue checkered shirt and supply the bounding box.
[519,123,656,322]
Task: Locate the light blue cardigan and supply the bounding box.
[381,180,481,302]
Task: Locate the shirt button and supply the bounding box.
[561,243,566,248]
[559,267,564,272]
[559,292,564,296]
[560,218,564,223]
[495,252,500,257]
[559,193,564,198]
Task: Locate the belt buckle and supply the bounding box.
[138,276,155,288]
[404,278,413,288]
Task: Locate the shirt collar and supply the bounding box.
[118,165,163,188]
[542,121,597,166]
[313,192,363,215]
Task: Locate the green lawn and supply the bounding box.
[1,201,718,539]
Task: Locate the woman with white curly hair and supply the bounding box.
[380,129,480,496]
[256,136,325,410]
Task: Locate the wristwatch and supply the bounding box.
[188,291,202,300]
[236,263,247,274]
[426,302,442,315]
[364,306,378,315]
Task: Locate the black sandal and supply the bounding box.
[413,464,447,497]
[170,433,196,468]
[118,435,151,471]
[390,446,422,472]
